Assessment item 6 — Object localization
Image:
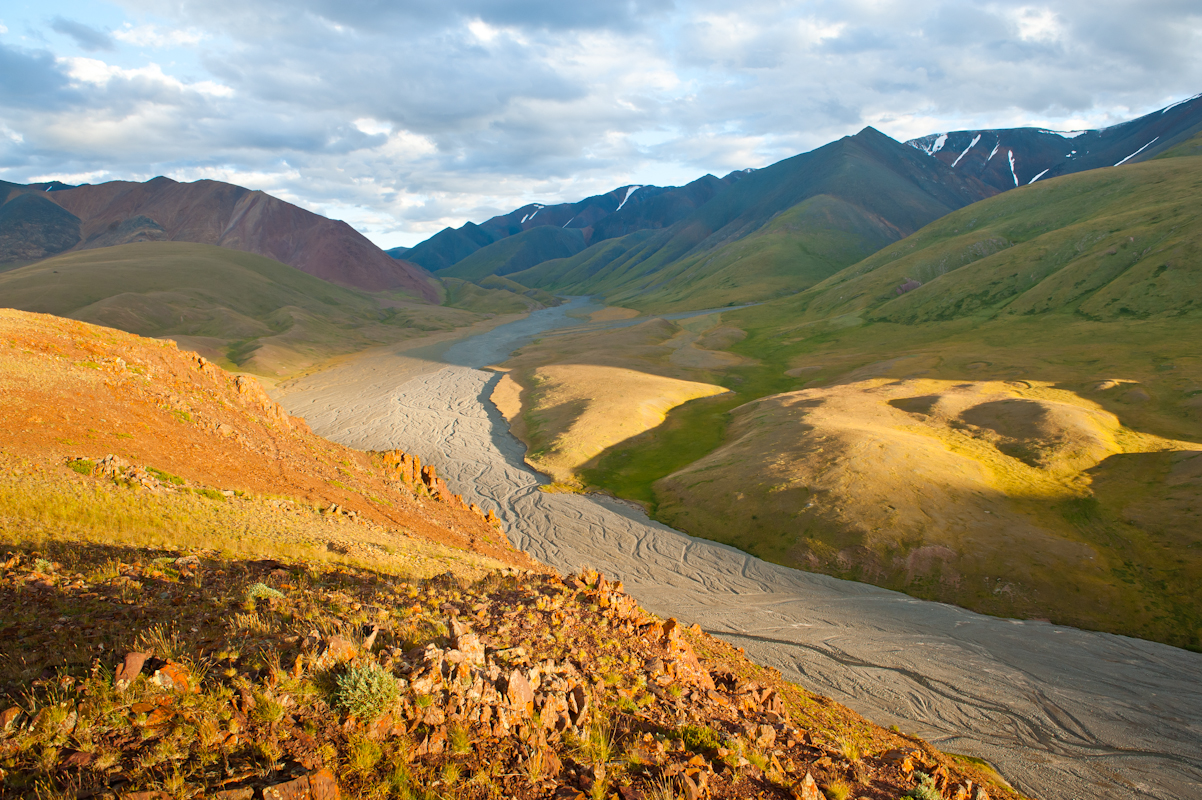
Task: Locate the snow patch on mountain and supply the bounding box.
[1162,92,1202,114]
[951,134,982,168]
[988,142,999,162]
[1008,150,1018,186]
[1040,129,1089,139]
[616,185,642,212]
[1114,137,1160,167]
[1028,168,1050,184]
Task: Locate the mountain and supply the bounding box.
[0,308,1016,800]
[404,173,744,274]
[0,241,490,376]
[906,93,1202,192]
[509,127,997,310]
[0,176,439,301]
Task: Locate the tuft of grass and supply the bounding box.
[245,582,284,602]
[824,780,852,800]
[334,664,399,721]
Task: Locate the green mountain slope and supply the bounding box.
[438,225,587,281]
[0,242,488,376]
[775,135,1202,326]
[526,141,1202,647]
[510,127,996,311]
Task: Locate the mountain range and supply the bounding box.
[906,92,1202,191]
[0,176,438,300]
[401,94,1202,312]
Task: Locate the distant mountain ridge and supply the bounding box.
[0,176,438,301]
[507,127,998,310]
[404,172,746,275]
[907,93,1202,191]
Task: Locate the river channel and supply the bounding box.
[275,298,1202,800]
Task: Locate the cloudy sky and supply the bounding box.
[1,1,1200,247]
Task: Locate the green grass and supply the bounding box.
[0,241,488,377]
[439,226,587,281]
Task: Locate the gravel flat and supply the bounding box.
[276,300,1202,800]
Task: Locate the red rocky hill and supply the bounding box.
[0,176,438,300]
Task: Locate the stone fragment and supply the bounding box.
[213,788,254,800]
[973,788,990,800]
[792,771,822,800]
[320,636,358,666]
[308,768,341,800]
[0,706,21,733]
[566,684,590,726]
[115,651,151,689]
[150,662,198,693]
[882,748,917,775]
[505,670,535,717]
[262,775,311,800]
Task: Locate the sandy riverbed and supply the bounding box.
[275,299,1202,800]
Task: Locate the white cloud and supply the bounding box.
[1014,7,1063,43]
[113,24,205,48]
[0,23,8,35]
[58,56,233,97]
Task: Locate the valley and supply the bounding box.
[272,301,1202,800]
[3,89,1202,800]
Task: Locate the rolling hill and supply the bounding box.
[0,241,492,376]
[0,176,438,300]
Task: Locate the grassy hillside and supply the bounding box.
[438,225,587,281]
[509,128,995,312]
[0,242,495,377]
[0,309,1016,800]
[500,146,1202,649]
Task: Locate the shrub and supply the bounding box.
[245,582,284,601]
[908,772,942,800]
[67,459,93,476]
[335,664,399,720]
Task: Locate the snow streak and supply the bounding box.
[1028,168,1050,184]
[1114,137,1160,166]
[1008,150,1019,186]
[616,185,642,212]
[951,134,981,168]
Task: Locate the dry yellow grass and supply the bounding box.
[654,377,1202,630]
[493,364,726,484]
[0,452,507,582]
[589,306,641,322]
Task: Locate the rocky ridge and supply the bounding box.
[0,549,1010,800]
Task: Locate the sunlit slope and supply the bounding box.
[0,242,484,376]
[509,127,995,311]
[777,139,1202,325]
[537,145,1202,647]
